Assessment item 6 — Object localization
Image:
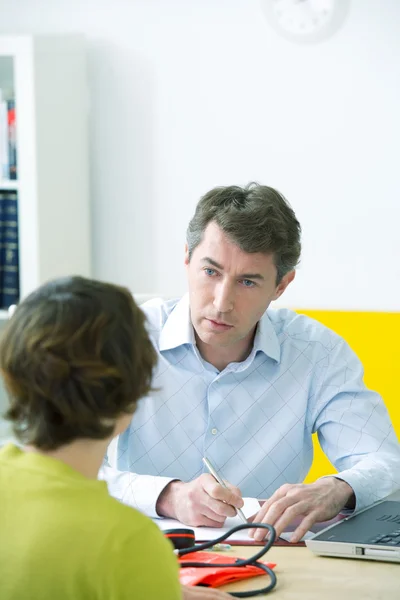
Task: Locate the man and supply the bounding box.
[102,183,400,543]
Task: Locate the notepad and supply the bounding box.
[153,497,261,542]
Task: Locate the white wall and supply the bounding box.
[0,0,399,310]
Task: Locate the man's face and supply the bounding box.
[185,221,294,351]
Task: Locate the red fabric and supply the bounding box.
[179,551,276,588]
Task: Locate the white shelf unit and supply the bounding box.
[0,35,91,307]
[0,180,19,191]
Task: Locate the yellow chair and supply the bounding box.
[298,310,400,482]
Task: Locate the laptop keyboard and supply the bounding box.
[367,529,400,546]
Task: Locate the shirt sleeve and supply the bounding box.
[310,337,400,512]
[98,464,177,518]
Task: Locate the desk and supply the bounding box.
[219,546,399,599]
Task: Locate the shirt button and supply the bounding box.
[211,428,218,435]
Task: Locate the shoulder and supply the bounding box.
[139,297,180,331]
[267,307,347,354]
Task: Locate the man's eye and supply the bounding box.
[241,279,255,288]
[205,268,216,276]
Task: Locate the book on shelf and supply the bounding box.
[0,189,19,308]
[0,91,8,180]
[0,89,17,181]
[7,99,17,180]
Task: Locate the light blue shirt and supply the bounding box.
[102,295,400,517]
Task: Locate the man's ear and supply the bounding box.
[184,243,190,267]
[272,270,296,301]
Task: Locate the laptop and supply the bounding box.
[306,491,400,562]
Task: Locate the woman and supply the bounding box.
[0,276,230,600]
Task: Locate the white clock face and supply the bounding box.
[262,0,351,43]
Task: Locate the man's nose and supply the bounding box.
[213,282,234,313]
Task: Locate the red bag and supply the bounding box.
[179,551,276,588]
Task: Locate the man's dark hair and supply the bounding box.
[0,276,156,450]
[186,182,301,282]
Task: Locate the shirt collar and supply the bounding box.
[159,294,281,363]
[252,310,281,363]
[159,294,194,351]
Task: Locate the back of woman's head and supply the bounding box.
[0,276,156,450]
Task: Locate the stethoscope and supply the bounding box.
[165,522,277,597]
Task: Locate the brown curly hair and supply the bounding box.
[0,276,157,450]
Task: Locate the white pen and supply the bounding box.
[202,456,247,524]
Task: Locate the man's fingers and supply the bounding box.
[201,499,234,521]
[248,494,298,538]
[250,483,293,527]
[247,499,276,535]
[247,512,268,538]
[196,515,227,528]
[202,474,244,509]
[223,481,243,498]
[263,502,309,540]
[248,479,350,542]
[247,522,274,542]
[290,514,317,543]
[175,505,224,528]
[252,503,317,542]
[214,485,244,510]
[204,491,238,518]
[262,495,301,525]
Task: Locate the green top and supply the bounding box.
[0,443,181,600]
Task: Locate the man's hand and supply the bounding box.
[248,478,354,543]
[181,584,232,599]
[156,474,244,527]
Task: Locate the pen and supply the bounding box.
[202,456,247,524]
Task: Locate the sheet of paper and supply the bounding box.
[153,497,261,542]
